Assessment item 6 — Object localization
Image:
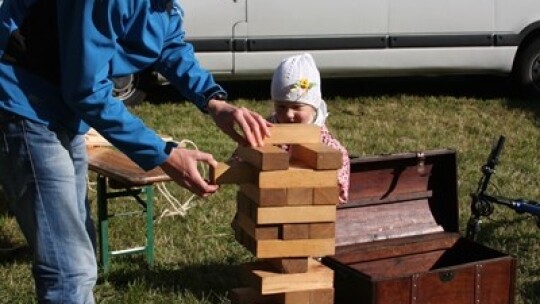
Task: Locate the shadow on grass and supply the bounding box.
[503,98,540,127]
[0,191,31,265]
[522,280,540,303]
[215,75,519,101]
[142,79,273,104]
[143,74,534,103]
[0,231,31,265]
[234,75,519,99]
[142,84,187,105]
[100,258,243,301]
[473,215,539,244]
[142,75,540,126]
[217,75,518,100]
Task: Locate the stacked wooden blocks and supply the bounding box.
[210,124,342,304]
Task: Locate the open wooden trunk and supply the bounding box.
[322,149,516,304]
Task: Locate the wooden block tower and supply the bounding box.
[210,124,342,304]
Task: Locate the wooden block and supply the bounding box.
[212,161,337,189]
[313,186,340,205]
[264,124,321,145]
[254,238,335,258]
[245,235,335,258]
[241,184,314,206]
[236,145,290,171]
[308,288,334,304]
[232,221,245,249]
[232,219,244,244]
[267,258,310,273]
[309,223,335,239]
[291,143,343,170]
[281,224,310,240]
[286,187,313,205]
[238,191,336,224]
[256,205,336,225]
[277,290,311,304]
[259,162,337,188]
[276,288,334,304]
[244,229,257,253]
[229,287,274,304]
[235,224,259,254]
[243,258,333,294]
[237,192,256,219]
[240,183,287,207]
[230,287,334,304]
[210,161,256,184]
[235,211,280,240]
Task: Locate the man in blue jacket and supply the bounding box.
[0,0,270,302]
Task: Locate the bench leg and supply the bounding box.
[95,177,155,271]
[144,185,155,267]
[96,175,111,272]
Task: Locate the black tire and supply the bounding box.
[111,74,147,106]
[513,39,540,98]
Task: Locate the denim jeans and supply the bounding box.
[0,111,97,303]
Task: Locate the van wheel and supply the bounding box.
[514,39,540,97]
[111,74,147,106]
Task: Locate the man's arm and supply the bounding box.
[56,0,168,170]
[56,0,222,197]
[153,3,271,147]
[0,0,40,56]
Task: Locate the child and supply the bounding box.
[269,53,350,203]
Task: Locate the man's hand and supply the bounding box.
[159,146,219,197]
[207,99,272,147]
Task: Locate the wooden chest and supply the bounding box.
[322,149,516,304]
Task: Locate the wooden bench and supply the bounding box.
[87,147,172,271]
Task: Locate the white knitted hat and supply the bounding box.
[271,53,328,126]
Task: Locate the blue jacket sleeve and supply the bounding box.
[56,0,167,170]
[152,4,227,111]
[0,0,40,56]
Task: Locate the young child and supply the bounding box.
[269,53,350,203]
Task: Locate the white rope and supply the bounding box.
[87,176,96,194]
[155,139,206,223]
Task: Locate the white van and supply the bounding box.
[3,0,540,104]
[180,0,540,94]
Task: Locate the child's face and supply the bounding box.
[274,101,316,124]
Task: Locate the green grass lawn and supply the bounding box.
[0,77,539,303]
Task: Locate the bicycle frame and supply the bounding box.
[466,135,540,240]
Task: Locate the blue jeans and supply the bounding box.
[0,111,97,303]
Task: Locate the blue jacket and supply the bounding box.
[0,0,226,170]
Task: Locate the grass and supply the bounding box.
[0,76,539,303]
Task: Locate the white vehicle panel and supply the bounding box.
[388,0,494,34]
[194,53,235,74]
[180,0,245,38]
[181,0,245,73]
[232,47,516,78]
[245,0,387,37]
[494,0,540,32]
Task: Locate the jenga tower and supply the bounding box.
[211,124,341,304]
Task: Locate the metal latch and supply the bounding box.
[416,152,427,176]
[439,270,455,282]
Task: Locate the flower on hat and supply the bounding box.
[291,77,317,98]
